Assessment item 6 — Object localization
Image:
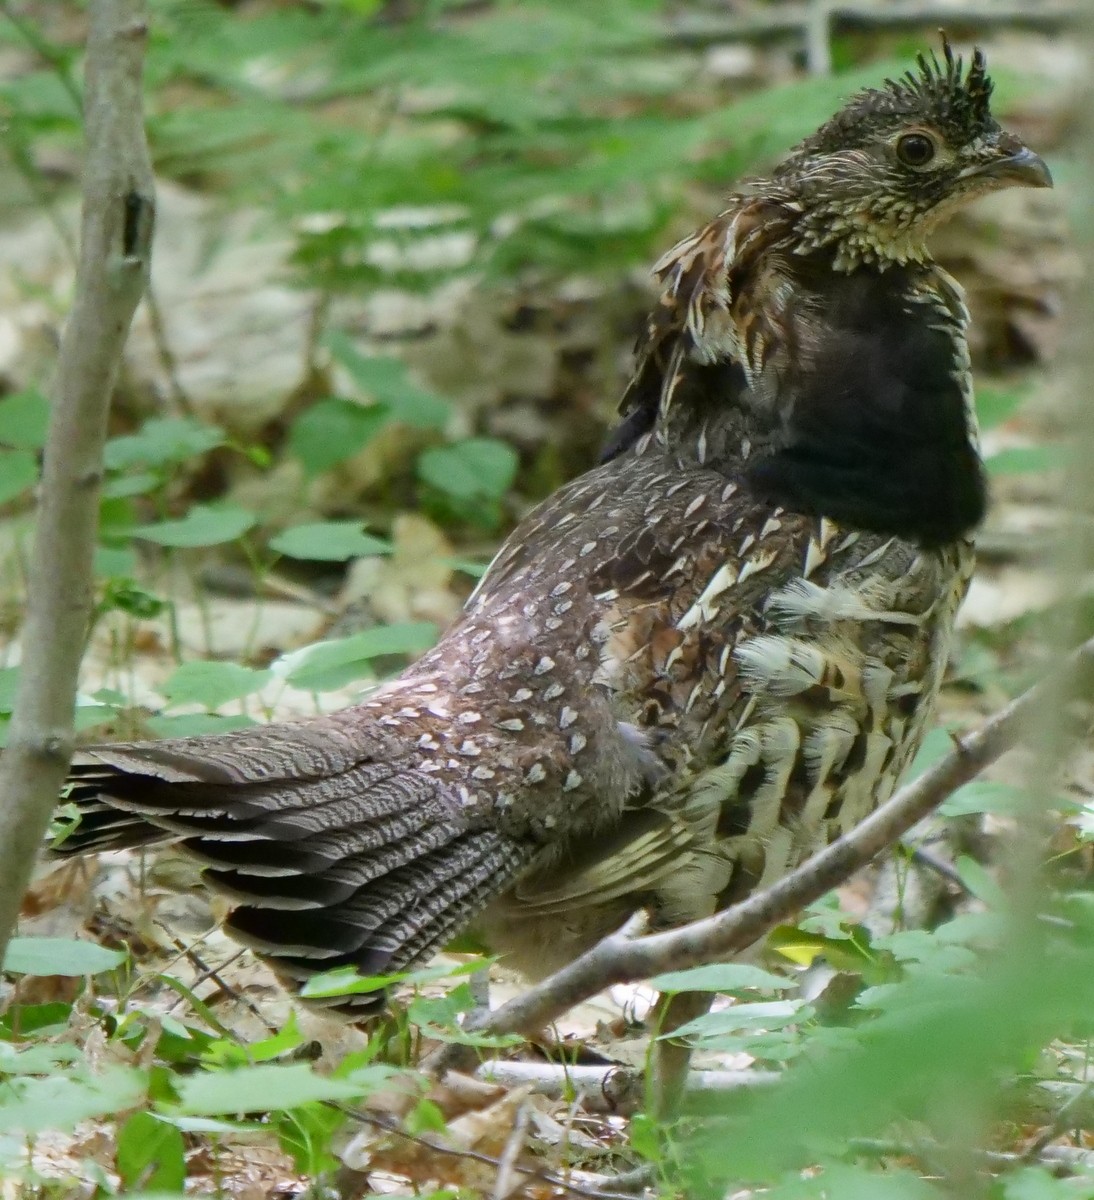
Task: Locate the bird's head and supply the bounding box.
[773,38,1052,270]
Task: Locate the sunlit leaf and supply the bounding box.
[273,622,437,691]
[160,661,272,709]
[326,333,450,428]
[269,521,390,562]
[3,937,126,977]
[418,437,517,501]
[986,445,1067,476]
[0,389,49,449]
[132,504,257,547]
[117,1111,187,1193]
[145,713,258,738]
[0,1067,146,1134]
[650,964,796,994]
[289,397,389,477]
[174,1063,371,1115]
[104,417,224,470]
[0,448,37,504]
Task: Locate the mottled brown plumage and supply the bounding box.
[56,41,1050,1019]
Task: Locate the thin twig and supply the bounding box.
[0,0,154,967]
[447,637,1094,1049]
[490,1100,531,1200]
[143,284,195,416]
[905,843,971,893]
[160,935,277,1035]
[332,1107,648,1200]
[577,1166,655,1195]
[852,1136,1094,1176]
[1021,1082,1094,1163]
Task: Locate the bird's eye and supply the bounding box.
[896,133,937,167]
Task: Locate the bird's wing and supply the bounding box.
[502,477,821,919]
[510,790,728,915]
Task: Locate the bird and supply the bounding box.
[54,41,1049,1060]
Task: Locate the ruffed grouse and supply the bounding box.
[56,44,1050,1022]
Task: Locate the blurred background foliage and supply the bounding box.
[0,2,1089,1197]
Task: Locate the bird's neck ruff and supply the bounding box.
[648,249,986,548]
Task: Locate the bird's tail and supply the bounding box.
[54,715,533,1017]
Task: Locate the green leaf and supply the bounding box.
[160,661,272,709]
[683,907,1094,1186]
[104,417,225,470]
[145,713,258,738]
[94,544,139,579]
[405,1098,447,1136]
[940,780,1043,818]
[629,1112,663,1163]
[132,504,257,548]
[99,577,166,618]
[1001,1166,1087,1200]
[299,966,390,999]
[276,1100,344,1176]
[202,1016,305,1067]
[0,1042,82,1074]
[102,471,161,499]
[0,1000,72,1040]
[0,667,18,713]
[117,1111,187,1193]
[326,332,450,428]
[650,963,796,994]
[954,855,1008,909]
[767,1163,937,1199]
[0,389,49,449]
[975,385,1028,432]
[0,1067,147,1134]
[667,999,806,1042]
[301,959,474,1000]
[905,726,958,779]
[3,936,126,977]
[446,557,489,579]
[73,702,120,734]
[769,925,882,976]
[289,397,390,477]
[274,622,437,691]
[0,448,37,504]
[417,437,518,501]
[986,445,1067,477]
[174,1063,371,1115]
[269,521,390,562]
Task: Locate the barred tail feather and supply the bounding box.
[54,721,534,1018]
[231,830,530,1018]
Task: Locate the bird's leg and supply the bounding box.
[467,965,491,1019]
[648,988,713,1119]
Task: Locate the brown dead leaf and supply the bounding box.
[20,858,97,921]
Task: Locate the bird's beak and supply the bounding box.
[965,146,1053,190]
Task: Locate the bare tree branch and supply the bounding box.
[0,0,154,966]
[475,1060,778,1114]
[444,636,1094,1051]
